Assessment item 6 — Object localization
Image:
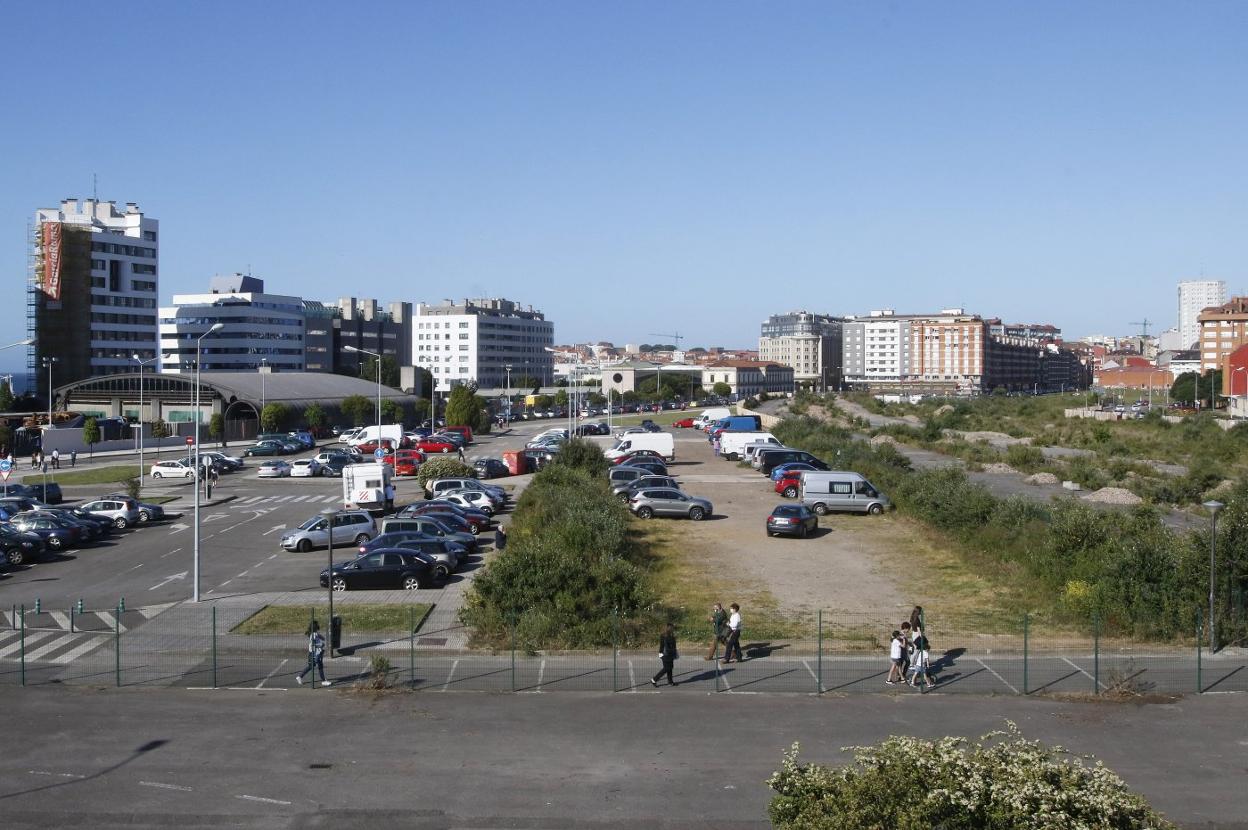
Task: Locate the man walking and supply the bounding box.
[721,603,743,663]
[706,602,727,660]
[651,623,679,687]
[51,448,60,469]
[69,450,77,468]
[295,621,330,687]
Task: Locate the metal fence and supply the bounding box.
[2,602,1243,695]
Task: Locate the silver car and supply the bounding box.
[628,488,712,521]
[281,511,376,552]
[78,498,142,530]
[614,475,680,501]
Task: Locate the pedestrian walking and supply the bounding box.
[69,449,77,467]
[886,629,906,685]
[713,436,721,457]
[457,446,465,462]
[909,605,925,634]
[494,524,507,551]
[295,621,330,686]
[31,450,39,470]
[721,603,744,663]
[899,620,913,679]
[705,602,728,660]
[651,623,679,687]
[908,626,936,689]
[51,448,60,469]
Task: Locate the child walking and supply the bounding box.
[296,621,330,687]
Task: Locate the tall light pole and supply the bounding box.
[132,354,158,489]
[259,357,268,421]
[322,506,337,659]
[41,356,58,492]
[504,364,512,424]
[1203,500,1224,650]
[193,323,224,603]
[343,345,382,440]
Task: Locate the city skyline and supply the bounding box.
[3,3,1245,366]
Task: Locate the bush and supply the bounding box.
[549,437,608,477]
[415,456,475,488]
[768,725,1176,830]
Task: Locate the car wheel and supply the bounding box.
[114,517,129,530]
[402,575,421,591]
[321,468,332,477]
[435,563,451,581]
[48,536,63,549]
[618,492,629,502]
[782,486,798,498]
[297,539,312,553]
[354,534,369,545]
[137,510,151,523]
[812,503,829,516]
[635,506,653,519]
[469,525,481,535]
[798,524,807,538]
[6,550,24,566]
[153,471,163,478]
[689,506,705,521]
[331,577,348,592]
[868,503,884,515]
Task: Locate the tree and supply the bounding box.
[534,394,553,410]
[512,375,541,393]
[340,394,373,427]
[359,355,401,388]
[550,438,609,477]
[0,378,14,411]
[302,403,326,436]
[208,413,225,446]
[554,389,569,407]
[261,402,290,433]
[1171,370,1222,408]
[151,419,170,454]
[713,381,732,397]
[0,422,12,456]
[412,398,430,420]
[380,399,405,426]
[83,417,101,458]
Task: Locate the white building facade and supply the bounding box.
[159,275,306,373]
[414,298,554,392]
[758,311,844,390]
[1179,279,1226,350]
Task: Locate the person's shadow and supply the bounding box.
[928,647,965,680]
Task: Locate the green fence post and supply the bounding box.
[1093,614,1100,695]
[114,603,121,688]
[19,604,25,687]
[510,614,517,692]
[816,609,823,694]
[1022,613,1029,695]
[1196,609,1203,694]
[612,607,619,693]
[70,604,75,634]
[212,605,218,689]
[409,606,415,689]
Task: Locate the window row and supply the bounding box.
[91,241,156,258]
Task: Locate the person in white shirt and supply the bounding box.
[722,603,744,663]
[886,629,905,684]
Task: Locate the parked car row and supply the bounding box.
[0,491,168,569]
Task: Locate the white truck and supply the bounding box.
[342,462,395,513]
[349,424,406,450]
[718,431,779,460]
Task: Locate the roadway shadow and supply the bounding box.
[928,647,966,679]
[742,642,788,659]
[0,739,169,801]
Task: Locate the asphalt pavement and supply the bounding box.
[1,686,1245,829]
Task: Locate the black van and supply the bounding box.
[757,449,828,476]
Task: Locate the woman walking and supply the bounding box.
[652,623,679,687]
[908,627,936,689]
[295,621,330,687]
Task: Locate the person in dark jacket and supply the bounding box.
[295,621,330,687]
[651,623,679,687]
[494,524,507,551]
[706,602,728,660]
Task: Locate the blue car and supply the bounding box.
[770,462,821,482]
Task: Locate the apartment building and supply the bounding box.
[159,275,306,373]
[701,361,794,398]
[414,298,554,392]
[758,311,844,390]
[1179,279,1226,349]
[30,199,159,399]
[1197,296,1248,394]
[303,297,412,374]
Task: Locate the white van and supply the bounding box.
[694,408,732,430]
[799,471,891,515]
[349,425,405,449]
[718,431,779,461]
[604,432,675,461]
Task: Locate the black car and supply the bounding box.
[766,504,819,538]
[319,457,349,477]
[0,524,47,566]
[473,458,510,479]
[24,483,64,504]
[319,549,438,591]
[28,509,110,541]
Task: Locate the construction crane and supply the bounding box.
[1129,319,1152,338]
[647,332,684,352]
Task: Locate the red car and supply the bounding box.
[415,438,456,454]
[385,449,425,476]
[775,473,803,498]
[672,417,695,428]
[612,449,665,466]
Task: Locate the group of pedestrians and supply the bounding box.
[648,601,745,688]
[886,606,937,690]
[27,448,75,471]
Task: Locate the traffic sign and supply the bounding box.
[185,436,194,447]
[0,458,10,482]
[373,448,386,459]
[0,470,9,482]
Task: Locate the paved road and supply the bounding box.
[1,686,1245,829]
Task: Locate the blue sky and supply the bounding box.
[1,1,1244,369]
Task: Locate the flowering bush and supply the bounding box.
[767,723,1175,829]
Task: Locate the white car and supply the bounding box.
[436,492,494,516]
[257,460,292,478]
[150,460,196,479]
[289,458,322,478]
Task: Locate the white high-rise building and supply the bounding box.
[414,298,554,392]
[1178,280,1226,349]
[31,199,159,399]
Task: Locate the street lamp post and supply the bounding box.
[503,364,512,424]
[132,354,158,491]
[1203,500,1224,650]
[259,357,268,419]
[41,356,58,493]
[321,506,337,659]
[343,345,382,442]
[193,323,225,603]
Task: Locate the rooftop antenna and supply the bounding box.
[92,173,97,202]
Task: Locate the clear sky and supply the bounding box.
[1,1,1244,365]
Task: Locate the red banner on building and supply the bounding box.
[41,221,63,300]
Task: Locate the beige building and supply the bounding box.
[1197,297,1248,377]
[701,361,794,398]
[758,311,843,389]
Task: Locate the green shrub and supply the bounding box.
[415,456,475,488]
[549,437,609,477]
[768,726,1176,830]
[1004,444,1045,472]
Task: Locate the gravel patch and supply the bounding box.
[947,430,1033,446]
[869,434,898,446]
[979,463,1018,475]
[1083,487,1144,505]
[1025,472,1060,486]
[934,404,955,416]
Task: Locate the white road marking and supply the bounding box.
[148,571,188,591]
[236,794,291,806]
[28,770,84,778]
[1061,656,1105,690]
[628,660,636,691]
[261,525,287,536]
[719,666,733,692]
[289,495,311,503]
[276,496,295,503]
[258,658,288,689]
[440,659,459,691]
[140,781,192,791]
[166,523,189,535]
[52,635,111,664]
[219,580,232,587]
[95,611,125,632]
[802,659,822,692]
[268,554,277,560]
[125,563,144,572]
[50,611,70,629]
[975,657,1020,694]
[0,631,57,658]
[160,547,183,559]
[25,634,88,662]
[536,659,545,692]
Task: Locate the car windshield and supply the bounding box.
[297,517,325,531]
[772,506,802,517]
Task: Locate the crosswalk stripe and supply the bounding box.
[25,633,94,662]
[276,496,295,503]
[47,635,110,664]
[95,611,126,633]
[241,496,266,504]
[322,495,340,503]
[289,496,310,503]
[0,630,57,658]
[50,612,71,629]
